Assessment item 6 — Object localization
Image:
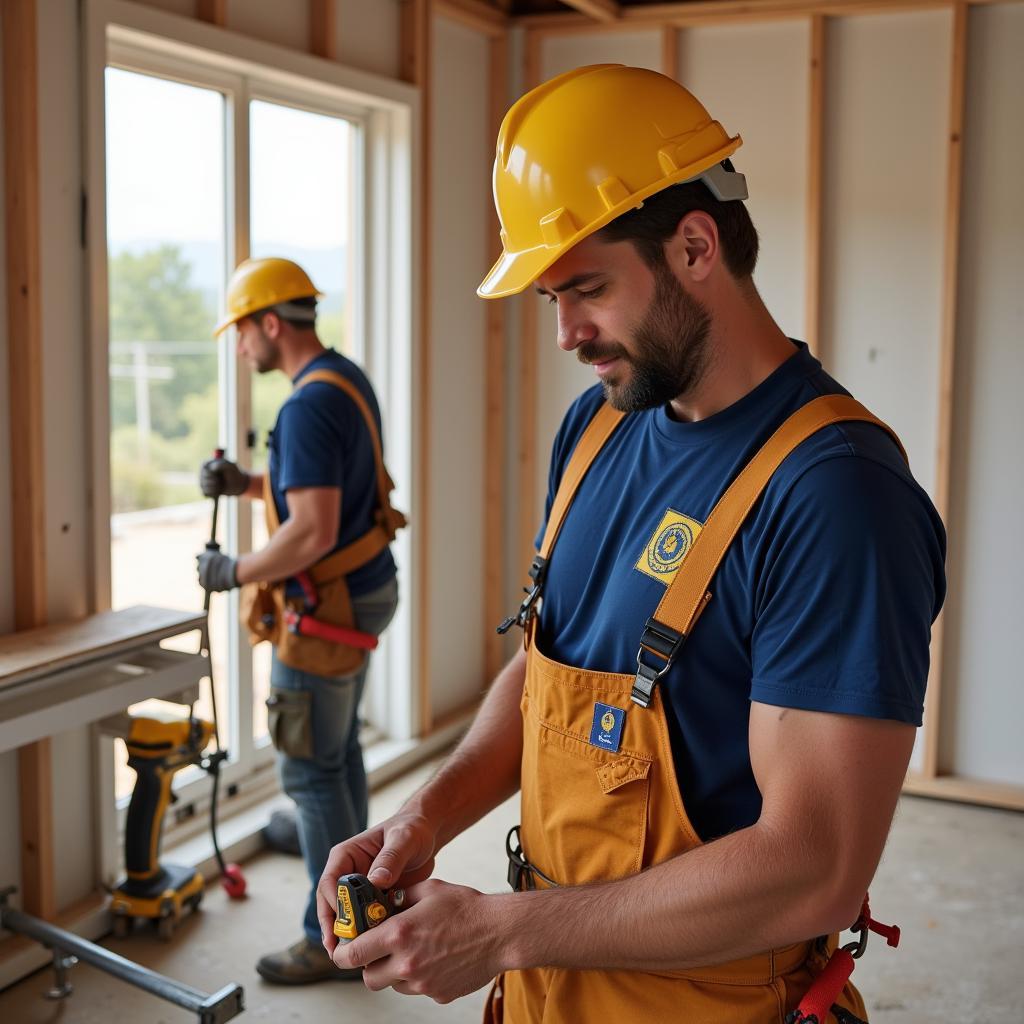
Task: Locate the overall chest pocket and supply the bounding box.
[521,705,652,887]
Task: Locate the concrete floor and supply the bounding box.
[1,760,1021,1023]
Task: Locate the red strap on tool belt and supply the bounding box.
[284,608,379,651]
[787,896,900,1024]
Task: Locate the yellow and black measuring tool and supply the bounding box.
[333,873,405,943]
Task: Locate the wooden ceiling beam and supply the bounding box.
[559,0,621,22]
[514,0,1019,32]
[436,0,510,36]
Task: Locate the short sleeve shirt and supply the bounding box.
[267,349,397,597]
[534,342,946,842]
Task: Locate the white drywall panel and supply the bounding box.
[543,30,662,76]
[52,727,98,909]
[227,0,309,54]
[39,0,90,625]
[820,10,951,500]
[940,3,1024,786]
[130,0,194,18]
[338,0,401,80]
[0,750,19,914]
[678,21,809,342]
[428,16,490,716]
[530,34,662,527]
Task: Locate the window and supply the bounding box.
[86,6,415,847]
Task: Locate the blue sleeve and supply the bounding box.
[750,455,947,725]
[275,395,345,493]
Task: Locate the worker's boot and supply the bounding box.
[256,937,362,984]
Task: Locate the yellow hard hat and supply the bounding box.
[213,257,322,336]
[478,64,747,299]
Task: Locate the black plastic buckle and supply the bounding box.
[497,556,548,634]
[632,617,685,708]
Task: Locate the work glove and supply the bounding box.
[200,457,250,498]
[197,549,239,592]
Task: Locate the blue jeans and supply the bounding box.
[270,576,399,942]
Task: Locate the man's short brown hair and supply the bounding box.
[597,162,759,280]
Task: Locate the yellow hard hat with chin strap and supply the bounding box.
[214,257,323,336]
[477,64,747,300]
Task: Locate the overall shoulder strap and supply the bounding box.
[537,402,627,559]
[632,393,905,707]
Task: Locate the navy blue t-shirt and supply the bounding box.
[267,349,397,597]
[534,342,946,842]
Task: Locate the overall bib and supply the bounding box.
[488,395,904,1024]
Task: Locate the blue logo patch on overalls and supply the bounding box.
[589,702,626,753]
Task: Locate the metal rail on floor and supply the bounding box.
[0,889,244,1024]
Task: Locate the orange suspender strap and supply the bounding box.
[262,368,407,584]
[631,393,904,708]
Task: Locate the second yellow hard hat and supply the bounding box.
[214,257,322,336]
[478,64,747,299]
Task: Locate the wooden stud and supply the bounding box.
[484,30,510,682]
[401,0,434,735]
[2,0,55,924]
[805,14,825,358]
[309,0,337,60]
[513,0,1023,34]
[559,0,621,22]
[435,0,510,37]
[661,25,680,80]
[918,0,969,781]
[904,772,1024,813]
[196,0,227,27]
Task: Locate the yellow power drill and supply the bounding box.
[333,873,405,942]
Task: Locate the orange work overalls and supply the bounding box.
[487,395,904,1024]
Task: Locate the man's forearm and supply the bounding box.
[235,516,330,585]
[499,816,853,975]
[404,649,527,850]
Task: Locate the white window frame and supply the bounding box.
[82,0,418,884]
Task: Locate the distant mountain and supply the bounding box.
[110,238,347,313]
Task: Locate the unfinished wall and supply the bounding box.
[428,14,491,717]
[941,2,1024,785]
[820,9,951,497]
[677,21,810,341]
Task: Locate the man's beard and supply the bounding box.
[578,263,712,413]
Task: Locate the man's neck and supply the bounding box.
[668,283,795,423]
[281,334,328,381]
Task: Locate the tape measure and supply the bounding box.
[333,873,405,942]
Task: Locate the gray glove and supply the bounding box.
[200,457,250,498]
[197,549,239,592]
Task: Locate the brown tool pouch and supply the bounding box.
[265,686,314,758]
[241,571,364,678]
[240,368,406,679]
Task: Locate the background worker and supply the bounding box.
[197,256,402,985]
[315,66,946,1021]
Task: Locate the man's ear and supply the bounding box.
[664,210,719,285]
[260,311,283,339]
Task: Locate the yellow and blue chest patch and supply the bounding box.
[635,507,704,586]
[589,702,626,753]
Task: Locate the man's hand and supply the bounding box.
[196,549,238,592]
[200,457,250,498]
[334,880,508,1004]
[316,811,438,956]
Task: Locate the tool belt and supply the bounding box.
[240,369,406,678]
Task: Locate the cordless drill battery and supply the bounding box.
[334,873,404,942]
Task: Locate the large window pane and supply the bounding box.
[106,68,229,798]
[249,100,356,741]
